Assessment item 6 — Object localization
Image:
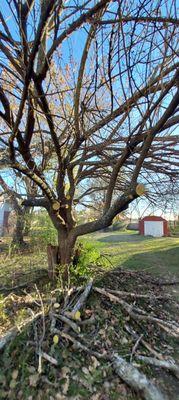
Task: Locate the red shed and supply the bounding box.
[139,216,169,237]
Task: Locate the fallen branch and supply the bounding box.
[70,279,93,313]
[130,333,143,362]
[60,331,104,359]
[63,287,77,309]
[153,281,179,287]
[60,332,166,400]
[157,323,179,338]
[136,355,179,380]
[37,350,58,366]
[113,354,167,400]
[0,328,17,351]
[78,315,96,326]
[94,287,179,336]
[0,312,42,350]
[125,324,164,360]
[53,313,81,333]
[105,288,171,300]
[0,270,48,294]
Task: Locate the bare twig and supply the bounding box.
[130,333,143,363]
[36,350,58,366]
[125,324,164,360]
[104,288,171,300]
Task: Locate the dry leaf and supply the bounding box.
[9,380,17,389]
[56,394,66,400]
[121,336,128,345]
[61,366,70,377]
[12,370,18,380]
[29,373,39,387]
[136,183,146,196]
[53,335,59,345]
[53,303,60,309]
[91,356,100,369]
[73,311,81,320]
[28,366,36,373]
[62,376,69,395]
[82,367,89,375]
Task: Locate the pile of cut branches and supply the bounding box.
[0,269,179,400]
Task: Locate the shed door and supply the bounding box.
[144,221,163,237]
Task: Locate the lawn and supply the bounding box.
[0,231,179,290]
[82,231,179,279]
[0,231,179,400]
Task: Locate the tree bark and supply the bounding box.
[47,229,77,281]
[23,206,32,236]
[58,231,76,264]
[12,209,26,247]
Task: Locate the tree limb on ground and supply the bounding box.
[136,355,179,380]
[93,287,179,336]
[61,331,166,400]
[0,312,42,350]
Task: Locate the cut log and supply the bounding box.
[136,355,179,379]
[113,354,167,400]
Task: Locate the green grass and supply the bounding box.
[0,231,179,400]
[1,231,178,287]
[81,230,179,278]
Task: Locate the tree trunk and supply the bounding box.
[12,210,26,248]
[58,231,76,264]
[47,230,77,281]
[23,207,32,236]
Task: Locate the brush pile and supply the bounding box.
[0,268,179,400]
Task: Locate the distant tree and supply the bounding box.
[0,173,35,246]
[0,1,178,276]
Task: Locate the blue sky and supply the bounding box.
[0,1,178,220]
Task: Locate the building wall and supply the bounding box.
[139,216,169,236]
[0,201,11,236]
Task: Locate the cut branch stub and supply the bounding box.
[136,183,147,196]
[52,201,61,211]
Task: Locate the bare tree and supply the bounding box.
[0,172,35,246]
[0,1,178,275]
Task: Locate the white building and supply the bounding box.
[0,197,11,236]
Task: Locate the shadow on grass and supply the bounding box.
[97,233,153,243]
[120,247,179,277]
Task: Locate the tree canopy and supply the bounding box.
[0,0,178,264]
